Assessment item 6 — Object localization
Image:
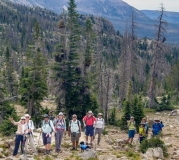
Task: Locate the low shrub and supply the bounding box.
[140,137,168,157]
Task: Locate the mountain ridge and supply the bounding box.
[8,0,179,43]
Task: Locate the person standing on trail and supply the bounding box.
[83,111,96,146]
[141,118,148,135]
[139,123,146,143]
[54,112,66,153]
[24,114,37,154]
[41,114,55,155]
[152,119,163,136]
[9,116,28,158]
[126,116,136,145]
[68,114,82,150]
[94,113,105,146]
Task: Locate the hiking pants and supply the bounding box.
[55,130,64,150]
[13,135,23,156]
[95,128,103,144]
[25,133,36,153]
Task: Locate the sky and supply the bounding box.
[123,0,179,12]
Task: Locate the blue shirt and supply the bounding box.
[80,144,88,150]
[152,123,163,135]
[42,120,55,134]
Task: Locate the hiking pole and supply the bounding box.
[37,131,42,147]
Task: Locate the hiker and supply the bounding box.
[141,118,148,135]
[24,114,37,154]
[152,119,163,136]
[126,116,136,145]
[54,112,66,153]
[139,123,146,143]
[41,114,55,155]
[94,113,105,145]
[68,114,82,150]
[49,111,55,121]
[9,116,28,157]
[83,111,96,146]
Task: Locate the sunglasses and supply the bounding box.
[26,117,29,118]
[21,119,25,120]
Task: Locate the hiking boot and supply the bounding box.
[70,147,75,151]
[13,155,19,158]
[44,150,48,155]
[47,150,50,155]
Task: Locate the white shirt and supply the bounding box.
[69,120,81,133]
[22,124,26,134]
[26,120,35,132]
[95,118,105,129]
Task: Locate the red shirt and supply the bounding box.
[83,115,96,126]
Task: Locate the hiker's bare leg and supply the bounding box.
[72,141,75,148]
[47,144,51,150]
[90,136,93,144]
[76,142,78,149]
[86,136,88,144]
[45,145,48,150]
[130,138,133,144]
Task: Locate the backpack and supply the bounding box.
[97,118,104,122]
[69,120,80,132]
[85,116,95,124]
[42,120,53,132]
[55,119,65,127]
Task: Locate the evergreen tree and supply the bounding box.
[19,22,47,124]
[120,100,131,130]
[131,95,145,131]
[3,47,18,97]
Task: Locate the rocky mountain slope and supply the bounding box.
[9,0,179,43]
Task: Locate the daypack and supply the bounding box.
[55,119,65,126]
[69,120,80,132]
[84,116,95,124]
[145,123,149,134]
[128,121,136,128]
[42,120,53,132]
[96,118,104,122]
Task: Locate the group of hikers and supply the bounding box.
[9,110,164,157]
[127,116,164,145]
[9,110,105,157]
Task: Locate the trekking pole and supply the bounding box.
[37,131,42,147]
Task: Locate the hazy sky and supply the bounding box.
[123,0,179,12]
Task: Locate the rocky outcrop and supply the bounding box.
[80,149,97,160]
[143,147,164,160]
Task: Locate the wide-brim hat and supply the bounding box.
[88,111,93,114]
[43,114,49,118]
[130,116,134,119]
[58,112,64,116]
[25,114,31,119]
[140,122,145,125]
[98,113,103,116]
[21,116,26,120]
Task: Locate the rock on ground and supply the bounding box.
[80,149,97,160]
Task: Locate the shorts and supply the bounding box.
[42,132,52,145]
[85,126,94,137]
[71,132,80,142]
[128,130,135,138]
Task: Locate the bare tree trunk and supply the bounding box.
[105,70,110,123]
[148,4,167,108]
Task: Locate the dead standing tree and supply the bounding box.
[148,4,167,108]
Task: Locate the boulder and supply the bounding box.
[145,147,164,159]
[153,147,164,159]
[80,149,97,160]
[169,110,177,116]
[98,155,120,160]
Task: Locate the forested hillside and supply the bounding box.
[0,0,179,129]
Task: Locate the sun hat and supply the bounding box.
[130,116,134,119]
[72,114,77,118]
[140,122,145,125]
[58,112,64,116]
[88,111,93,114]
[21,116,26,120]
[43,114,49,118]
[98,113,103,116]
[25,114,31,118]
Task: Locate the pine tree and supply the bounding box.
[3,47,18,97]
[120,100,131,130]
[131,95,145,131]
[19,22,47,124]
